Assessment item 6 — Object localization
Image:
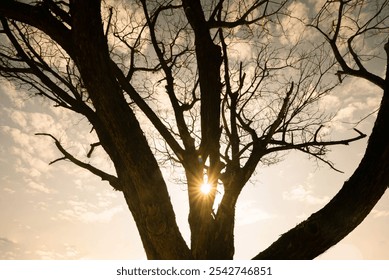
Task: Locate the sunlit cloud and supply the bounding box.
[0,82,27,109]
[278,1,316,46]
[12,147,52,178]
[236,200,276,226]
[2,187,16,194]
[80,206,124,223]
[0,237,20,259]
[34,243,82,260]
[26,180,52,194]
[56,198,123,224]
[328,77,381,131]
[321,95,341,109]
[9,110,27,127]
[283,184,329,205]
[371,209,389,218]
[1,126,31,150]
[35,201,49,211]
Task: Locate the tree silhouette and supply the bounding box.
[0,0,388,259]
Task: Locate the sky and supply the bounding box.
[0,0,389,260]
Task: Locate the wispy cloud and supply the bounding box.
[2,187,16,194]
[0,82,28,109]
[236,200,276,226]
[34,243,82,260]
[330,78,381,131]
[0,237,19,259]
[371,209,389,218]
[283,184,330,205]
[26,180,53,194]
[56,195,123,224]
[278,1,318,46]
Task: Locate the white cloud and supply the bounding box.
[0,82,27,109]
[80,206,124,223]
[328,77,382,131]
[3,187,16,194]
[371,209,389,218]
[0,237,19,259]
[29,112,57,133]
[57,198,123,223]
[283,184,329,205]
[278,1,315,46]
[1,126,30,150]
[236,200,275,226]
[321,95,341,109]
[9,110,28,127]
[12,146,52,178]
[27,181,52,194]
[334,105,357,122]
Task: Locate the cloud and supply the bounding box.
[0,236,82,260]
[0,237,20,259]
[327,77,382,131]
[371,209,389,218]
[9,110,28,128]
[0,82,27,109]
[236,200,275,226]
[1,126,31,150]
[283,184,329,205]
[334,105,357,122]
[0,237,17,246]
[6,107,64,136]
[27,180,52,194]
[56,198,123,223]
[278,1,316,46]
[321,95,341,109]
[80,206,124,223]
[34,244,81,260]
[3,187,16,194]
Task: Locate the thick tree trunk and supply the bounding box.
[182,0,223,259]
[254,49,389,259]
[68,0,191,259]
[209,190,239,259]
[0,0,192,260]
[186,161,214,259]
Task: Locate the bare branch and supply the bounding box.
[208,0,287,29]
[87,142,101,158]
[266,128,366,154]
[35,133,121,191]
[110,61,186,159]
[309,0,387,89]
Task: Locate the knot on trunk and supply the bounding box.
[145,204,167,236]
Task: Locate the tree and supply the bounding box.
[0,0,387,259]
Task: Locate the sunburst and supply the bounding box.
[200,182,211,195]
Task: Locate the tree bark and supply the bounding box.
[182,0,223,259]
[67,0,191,260]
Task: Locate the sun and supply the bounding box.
[200,182,211,195]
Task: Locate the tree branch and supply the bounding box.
[140,0,195,151]
[35,133,121,191]
[208,0,287,29]
[266,128,366,154]
[0,0,73,56]
[110,61,185,161]
[87,142,101,158]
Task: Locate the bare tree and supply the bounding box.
[0,0,387,259]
